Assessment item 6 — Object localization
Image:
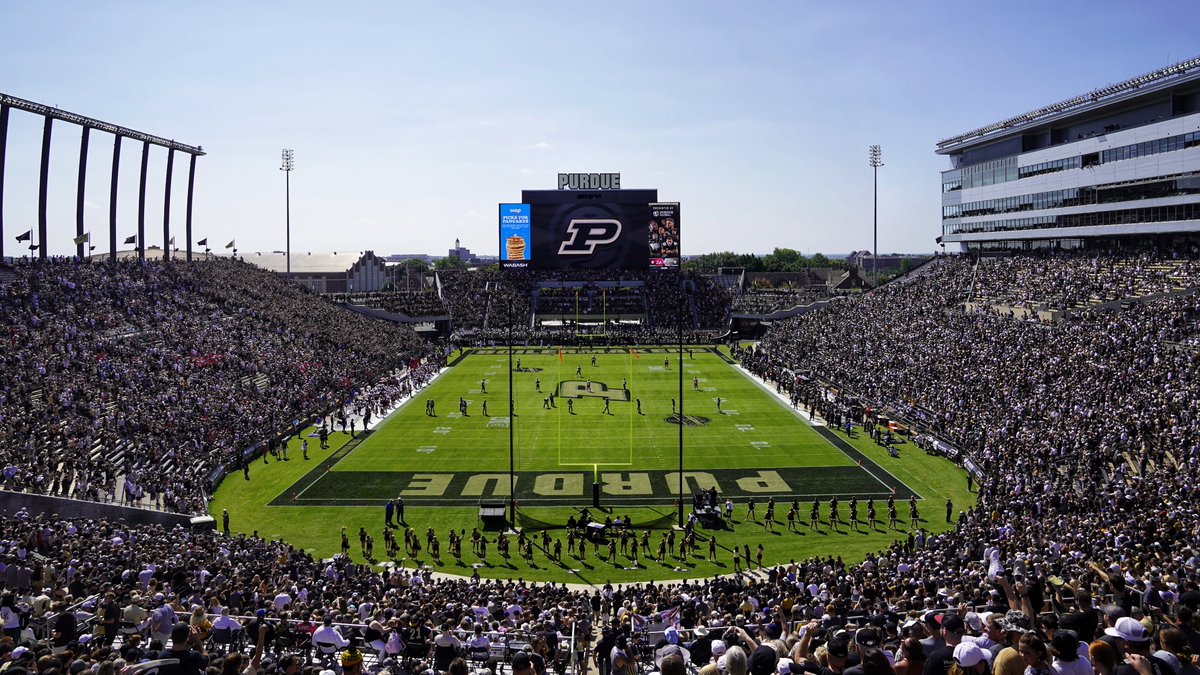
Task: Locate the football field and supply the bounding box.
[279,346,916,507]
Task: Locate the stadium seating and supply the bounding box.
[4,250,1200,675]
[0,258,431,513]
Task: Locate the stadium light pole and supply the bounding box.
[677,272,685,528]
[869,145,883,287]
[281,149,294,278]
[507,290,516,528]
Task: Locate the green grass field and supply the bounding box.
[211,346,974,584]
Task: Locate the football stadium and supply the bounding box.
[1,11,1200,675]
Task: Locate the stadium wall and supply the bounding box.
[0,490,209,529]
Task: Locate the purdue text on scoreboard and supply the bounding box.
[558,172,621,190]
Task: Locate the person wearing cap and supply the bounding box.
[700,640,730,675]
[595,628,616,675]
[845,628,883,675]
[950,643,989,675]
[123,595,149,637]
[991,611,1033,675]
[149,594,177,645]
[689,627,713,666]
[821,637,852,675]
[512,652,537,675]
[655,645,690,675]
[1106,618,1172,675]
[922,614,946,654]
[749,645,780,675]
[925,615,967,675]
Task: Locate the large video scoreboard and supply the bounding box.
[499,173,679,271]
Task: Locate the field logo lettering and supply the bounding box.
[558,219,622,255]
[735,470,790,493]
[402,473,452,496]
[535,473,583,496]
[602,472,652,495]
[463,474,512,496]
[664,471,719,494]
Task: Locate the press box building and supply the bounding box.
[938,57,1200,251]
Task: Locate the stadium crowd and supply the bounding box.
[0,258,432,514]
[3,250,1200,675]
[333,293,449,319]
[969,249,1197,311]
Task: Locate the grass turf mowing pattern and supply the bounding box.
[288,347,910,506]
[211,373,975,582]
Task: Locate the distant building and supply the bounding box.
[448,238,482,264]
[846,251,926,280]
[244,250,389,293]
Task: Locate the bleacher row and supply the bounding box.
[0,257,432,514]
[4,249,1200,675]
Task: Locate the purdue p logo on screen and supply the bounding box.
[558,219,622,256]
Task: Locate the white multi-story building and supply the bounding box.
[938,57,1200,251]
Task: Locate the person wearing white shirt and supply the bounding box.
[313,617,350,650]
[273,591,292,611]
[212,608,242,633]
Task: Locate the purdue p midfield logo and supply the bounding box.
[559,380,631,402]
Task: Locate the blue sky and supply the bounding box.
[1,1,1197,258]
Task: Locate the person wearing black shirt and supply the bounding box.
[1060,589,1101,644]
[157,622,208,675]
[51,601,78,651]
[923,615,964,675]
[595,628,616,675]
[99,592,120,646]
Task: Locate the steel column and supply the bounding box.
[76,127,90,259]
[162,148,174,261]
[109,135,122,261]
[37,116,52,259]
[186,153,196,262]
[137,140,149,261]
[0,105,9,261]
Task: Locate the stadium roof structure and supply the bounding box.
[936,55,1200,153]
[0,92,205,156]
[246,251,378,274]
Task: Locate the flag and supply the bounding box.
[197,238,208,246]
[225,240,235,249]
[124,235,136,245]
[630,348,640,360]
[169,235,175,247]
[29,244,40,250]
[15,229,31,242]
[73,233,89,246]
